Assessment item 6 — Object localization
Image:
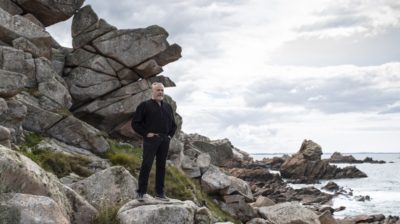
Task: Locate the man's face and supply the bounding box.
[152,84,164,101]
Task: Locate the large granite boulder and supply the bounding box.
[258,202,321,224]
[0,193,70,224]
[0,145,98,224]
[280,140,367,181]
[92,25,169,68]
[117,198,198,224]
[47,115,110,154]
[191,138,235,167]
[0,8,53,58]
[70,166,138,210]
[14,0,85,26]
[0,145,72,220]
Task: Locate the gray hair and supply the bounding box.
[151,82,164,88]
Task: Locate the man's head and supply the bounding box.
[151,82,164,102]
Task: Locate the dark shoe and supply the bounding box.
[155,193,170,201]
[137,191,145,202]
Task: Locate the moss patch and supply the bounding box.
[92,206,119,224]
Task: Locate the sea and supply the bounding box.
[250,153,400,217]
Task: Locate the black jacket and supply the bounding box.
[131,99,177,139]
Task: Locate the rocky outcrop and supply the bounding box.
[280,140,367,181]
[117,198,205,224]
[12,0,85,27]
[329,152,386,164]
[64,5,182,139]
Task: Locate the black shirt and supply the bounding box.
[131,99,177,139]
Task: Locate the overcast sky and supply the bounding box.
[48,0,400,153]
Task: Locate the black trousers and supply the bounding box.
[137,135,170,195]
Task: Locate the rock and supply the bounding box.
[22,13,44,27]
[226,168,282,184]
[258,202,321,224]
[79,54,117,76]
[0,0,23,15]
[251,196,275,207]
[65,48,96,67]
[318,210,337,224]
[299,139,322,161]
[201,165,231,193]
[329,152,359,163]
[70,166,137,210]
[0,69,26,98]
[133,59,163,78]
[181,155,202,178]
[192,140,234,167]
[63,185,98,224]
[246,218,272,224]
[362,157,385,164]
[117,68,141,84]
[153,43,182,66]
[71,5,98,38]
[168,137,184,167]
[0,125,11,148]
[0,46,36,87]
[117,198,197,224]
[195,207,213,224]
[197,152,211,174]
[16,92,63,133]
[0,98,7,114]
[0,145,72,219]
[281,139,367,181]
[220,199,257,222]
[0,8,52,58]
[0,193,70,224]
[46,115,110,154]
[73,18,116,49]
[293,186,333,205]
[0,98,27,142]
[35,57,72,109]
[78,89,151,132]
[15,0,85,26]
[92,25,169,67]
[12,36,41,57]
[322,181,339,192]
[221,175,253,201]
[65,67,121,103]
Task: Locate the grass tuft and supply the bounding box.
[92,206,120,224]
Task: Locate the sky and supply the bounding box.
[48,0,400,154]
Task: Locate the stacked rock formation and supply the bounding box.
[64,5,182,139]
[280,139,367,181]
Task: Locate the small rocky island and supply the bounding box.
[0,1,398,224]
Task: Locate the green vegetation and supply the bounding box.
[104,139,143,176]
[19,132,92,178]
[92,206,119,224]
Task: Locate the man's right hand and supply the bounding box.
[146,132,159,138]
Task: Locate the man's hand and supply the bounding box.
[146,132,159,138]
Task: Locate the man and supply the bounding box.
[131,82,177,201]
